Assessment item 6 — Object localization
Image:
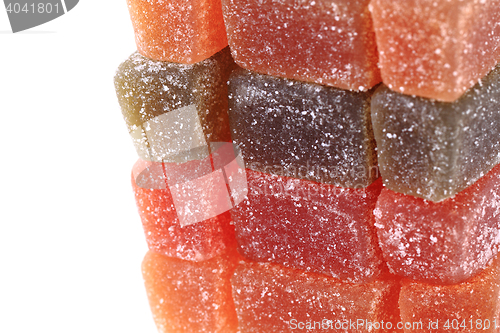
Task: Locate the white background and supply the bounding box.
[0,2,158,332]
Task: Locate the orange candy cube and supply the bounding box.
[232,260,402,332]
[399,256,500,333]
[142,251,239,333]
[370,0,500,101]
[127,0,228,63]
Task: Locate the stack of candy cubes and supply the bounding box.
[114,0,500,332]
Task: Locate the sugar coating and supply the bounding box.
[372,64,500,202]
[126,0,228,63]
[221,0,381,90]
[375,163,500,285]
[142,251,239,333]
[231,169,384,283]
[232,260,402,333]
[114,48,235,162]
[228,68,378,189]
[399,256,500,333]
[370,0,500,102]
[132,161,236,262]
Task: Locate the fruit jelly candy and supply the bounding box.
[142,251,239,333]
[374,163,500,285]
[231,168,384,283]
[369,0,500,102]
[221,0,381,91]
[371,63,500,202]
[114,47,235,163]
[228,68,378,189]
[399,256,500,333]
[132,158,236,261]
[126,0,228,64]
[232,260,402,333]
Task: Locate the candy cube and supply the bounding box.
[132,158,237,261]
[126,0,228,63]
[374,163,500,285]
[142,251,239,333]
[371,64,500,202]
[221,0,381,90]
[231,169,384,283]
[232,260,402,332]
[114,47,235,163]
[228,68,378,189]
[369,0,500,102]
[399,256,500,333]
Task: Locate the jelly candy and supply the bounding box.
[229,68,378,189]
[142,251,239,333]
[132,159,236,261]
[114,48,235,162]
[399,256,500,333]
[221,0,380,90]
[232,260,401,332]
[374,164,500,285]
[372,64,500,202]
[127,0,228,63]
[370,0,500,101]
[231,169,384,283]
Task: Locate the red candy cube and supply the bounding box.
[132,159,236,261]
[221,0,381,90]
[375,163,500,285]
[231,169,384,283]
